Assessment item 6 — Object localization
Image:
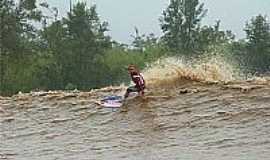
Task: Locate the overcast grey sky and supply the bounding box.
[44,0,270,44]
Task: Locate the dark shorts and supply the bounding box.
[126,86,140,93]
[125,86,145,98]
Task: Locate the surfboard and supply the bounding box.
[96,93,139,108]
[99,96,124,108]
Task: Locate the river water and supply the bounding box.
[1,79,270,160]
[1,57,270,160]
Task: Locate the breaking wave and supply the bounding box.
[143,55,240,88]
[1,55,270,160]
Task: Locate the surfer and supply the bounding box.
[124,64,146,99]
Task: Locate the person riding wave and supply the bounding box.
[124,64,146,99]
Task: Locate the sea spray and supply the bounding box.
[142,55,241,88]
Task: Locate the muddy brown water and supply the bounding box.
[1,81,270,160]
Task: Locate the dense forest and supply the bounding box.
[1,0,270,96]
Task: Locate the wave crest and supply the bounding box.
[143,56,239,88]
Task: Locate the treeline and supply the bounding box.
[0,0,270,95]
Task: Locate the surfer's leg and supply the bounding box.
[124,86,137,98]
[124,93,128,99]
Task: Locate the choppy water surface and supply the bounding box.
[1,79,270,160]
[1,57,270,160]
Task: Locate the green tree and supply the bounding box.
[39,2,111,90]
[37,20,67,89]
[0,0,43,95]
[131,27,145,52]
[65,2,111,89]
[0,0,15,94]
[245,14,270,73]
[196,20,235,53]
[131,27,162,54]
[160,0,207,55]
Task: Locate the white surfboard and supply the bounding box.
[101,100,123,108]
[96,93,139,108]
[99,96,123,108]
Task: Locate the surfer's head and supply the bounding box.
[127,64,138,74]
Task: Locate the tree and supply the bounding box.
[131,27,160,52]
[0,0,16,94]
[245,14,270,73]
[160,0,207,54]
[66,2,111,89]
[37,20,68,89]
[196,20,235,53]
[131,27,145,52]
[40,2,111,90]
[0,0,43,95]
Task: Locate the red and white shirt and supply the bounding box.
[130,73,145,91]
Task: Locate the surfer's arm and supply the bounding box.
[136,80,145,96]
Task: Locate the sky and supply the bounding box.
[43,0,270,44]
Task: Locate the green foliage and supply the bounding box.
[1,1,270,96]
[131,27,145,52]
[244,15,270,73]
[36,2,112,91]
[65,83,77,90]
[20,0,37,10]
[0,0,44,95]
[0,0,21,54]
[160,0,207,54]
[64,3,111,89]
[196,21,235,53]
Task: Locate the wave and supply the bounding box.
[142,55,240,88]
